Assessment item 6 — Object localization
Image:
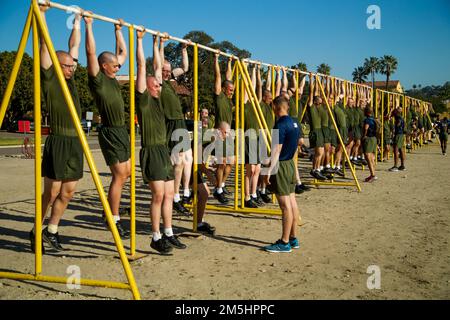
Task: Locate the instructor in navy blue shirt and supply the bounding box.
[263,96,301,253]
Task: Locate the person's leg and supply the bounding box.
[289,193,299,240]
[197,183,209,224]
[47,180,78,227]
[108,160,131,217]
[364,153,374,177]
[323,143,331,168]
[393,145,399,167]
[400,148,406,167]
[223,156,235,183]
[161,180,175,230]
[181,149,193,198]
[251,165,261,196]
[41,178,62,225]
[276,195,293,243]
[149,181,165,235]
[171,152,184,203]
[215,163,225,190]
[244,164,253,200]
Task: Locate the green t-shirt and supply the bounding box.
[41,65,81,137]
[288,97,303,122]
[319,105,329,128]
[334,103,347,130]
[160,80,184,120]
[214,92,233,129]
[346,107,354,128]
[383,120,392,136]
[309,105,322,130]
[357,108,365,127]
[418,114,424,127]
[88,71,125,127]
[136,90,166,147]
[260,101,274,130]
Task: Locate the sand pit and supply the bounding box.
[0,143,449,300]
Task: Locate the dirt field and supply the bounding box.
[0,143,449,300]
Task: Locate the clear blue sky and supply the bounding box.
[1,0,449,89]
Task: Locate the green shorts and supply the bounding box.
[353,125,362,140]
[383,136,392,147]
[99,126,130,166]
[393,134,405,147]
[166,119,189,151]
[245,138,261,164]
[309,128,324,148]
[42,135,83,181]
[338,126,349,145]
[268,159,296,196]
[214,136,235,158]
[363,136,377,154]
[329,129,338,147]
[322,127,331,144]
[140,144,174,183]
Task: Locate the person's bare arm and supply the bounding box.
[275,66,282,97]
[289,71,297,98]
[172,41,190,78]
[39,4,52,70]
[265,66,272,92]
[214,52,221,95]
[243,63,250,104]
[226,57,233,81]
[308,73,314,107]
[136,27,146,94]
[153,35,163,85]
[299,74,306,97]
[84,12,99,76]
[282,67,289,95]
[68,11,82,61]
[115,19,127,66]
[159,33,168,69]
[256,64,262,102]
[265,143,282,184]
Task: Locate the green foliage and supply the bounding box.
[406,82,450,115]
[290,62,308,72]
[379,55,398,89]
[316,63,331,75]
[352,66,368,83]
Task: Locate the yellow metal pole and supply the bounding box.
[374,89,378,165]
[234,66,240,210]
[381,91,384,161]
[32,14,42,275]
[240,76,245,209]
[0,6,33,127]
[317,80,361,192]
[31,1,140,300]
[128,26,136,257]
[192,44,199,231]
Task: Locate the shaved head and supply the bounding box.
[98,51,117,66]
[56,50,73,63]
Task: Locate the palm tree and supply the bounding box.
[363,57,380,88]
[379,55,398,91]
[316,63,331,75]
[352,67,368,83]
[290,62,308,72]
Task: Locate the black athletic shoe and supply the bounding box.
[42,227,64,251]
[173,201,190,216]
[351,159,361,166]
[213,190,229,204]
[299,184,311,192]
[252,195,264,206]
[245,198,259,208]
[222,186,231,195]
[406,144,413,150]
[360,159,368,166]
[181,194,192,205]
[29,230,45,254]
[163,234,187,249]
[323,167,335,175]
[334,168,345,177]
[295,184,304,194]
[197,222,216,235]
[311,170,327,181]
[398,165,406,171]
[150,238,173,255]
[260,193,272,203]
[115,221,130,239]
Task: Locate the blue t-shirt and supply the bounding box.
[394,115,405,135]
[273,115,300,161]
[363,116,377,137]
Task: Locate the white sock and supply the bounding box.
[221,183,225,188]
[350,156,353,160]
[183,189,190,197]
[113,215,120,223]
[152,232,161,241]
[216,188,223,194]
[48,224,58,234]
[337,165,341,169]
[261,188,266,194]
[174,194,181,203]
[320,166,324,171]
[326,164,331,169]
[164,228,174,237]
[251,193,257,198]
[297,182,302,186]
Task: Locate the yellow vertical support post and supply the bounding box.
[381,91,384,162]
[374,89,378,165]
[192,44,199,231]
[240,77,245,209]
[234,64,240,210]
[32,14,42,276]
[402,94,406,153]
[31,1,140,300]
[128,26,136,256]
[0,6,33,127]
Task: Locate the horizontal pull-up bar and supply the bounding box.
[38,0,371,89]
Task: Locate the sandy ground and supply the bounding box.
[0,142,449,300]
